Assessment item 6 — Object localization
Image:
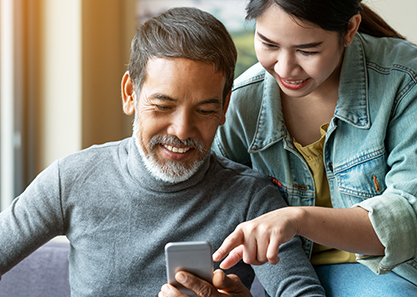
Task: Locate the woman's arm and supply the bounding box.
[213,206,385,269]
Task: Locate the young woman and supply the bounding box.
[212,0,417,295]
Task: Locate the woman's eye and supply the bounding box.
[263,42,278,49]
[299,50,318,56]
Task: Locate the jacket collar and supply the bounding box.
[334,33,370,129]
[249,33,369,153]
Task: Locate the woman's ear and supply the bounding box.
[344,14,362,47]
[121,71,136,115]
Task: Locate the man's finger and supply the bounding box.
[159,284,187,297]
[212,229,244,262]
[175,271,216,296]
[212,270,251,296]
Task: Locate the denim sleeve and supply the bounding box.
[356,193,417,273]
[355,85,417,279]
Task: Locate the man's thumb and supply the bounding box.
[212,269,251,295]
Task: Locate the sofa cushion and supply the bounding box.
[0,240,70,297]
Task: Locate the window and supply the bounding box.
[0,0,15,210]
[0,0,39,210]
[136,0,257,77]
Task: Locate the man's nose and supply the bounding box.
[166,111,196,140]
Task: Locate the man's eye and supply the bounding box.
[198,109,216,115]
[155,105,171,110]
[197,106,220,115]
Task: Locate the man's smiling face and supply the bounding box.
[127,57,229,183]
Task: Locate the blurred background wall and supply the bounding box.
[1,0,416,210]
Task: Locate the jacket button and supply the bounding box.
[328,162,333,172]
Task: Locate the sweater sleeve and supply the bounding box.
[246,185,326,296]
[0,160,65,277]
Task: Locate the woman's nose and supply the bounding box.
[274,52,298,78]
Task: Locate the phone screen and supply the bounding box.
[165,241,213,297]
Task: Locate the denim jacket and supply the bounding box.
[213,33,417,284]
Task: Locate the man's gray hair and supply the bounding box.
[128,7,237,103]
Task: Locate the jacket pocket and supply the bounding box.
[334,148,388,204]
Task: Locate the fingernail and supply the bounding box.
[176,272,186,283]
[161,284,173,294]
[212,252,219,261]
[214,269,224,279]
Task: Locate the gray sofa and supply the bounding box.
[0,241,70,297]
[0,240,264,296]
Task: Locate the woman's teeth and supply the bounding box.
[283,79,306,84]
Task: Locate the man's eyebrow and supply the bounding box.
[257,32,323,49]
[151,93,222,105]
[151,93,176,101]
[200,98,222,105]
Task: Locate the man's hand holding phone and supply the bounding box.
[158,269,252,297]
[161,241,252,297]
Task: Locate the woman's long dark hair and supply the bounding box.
[246,0,405,40]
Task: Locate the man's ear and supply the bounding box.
[219,91,231,126]
[344,14,362,47]
[121,71,136,115]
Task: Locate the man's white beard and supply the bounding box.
[133,117,207,184]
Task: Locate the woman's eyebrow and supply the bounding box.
[294,41,323,49]
[257,31,323,49]
[257,31,278,44]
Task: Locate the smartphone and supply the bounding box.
[165,241,214,297]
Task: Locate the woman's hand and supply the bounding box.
[213,207,301,269]
[213,206,385,270]
[158,269,252,297]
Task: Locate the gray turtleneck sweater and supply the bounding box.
[0,137,324,296]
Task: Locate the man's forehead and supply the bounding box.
[141,57,225,91]
[145,57,219,74]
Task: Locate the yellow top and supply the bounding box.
[293,124,356,265]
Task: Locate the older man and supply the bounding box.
[0,7,324,297]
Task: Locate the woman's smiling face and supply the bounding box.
[254,3,345,99]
